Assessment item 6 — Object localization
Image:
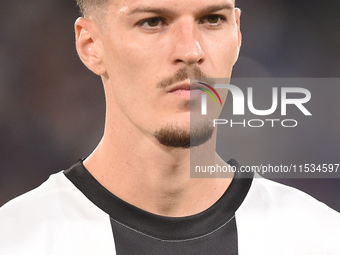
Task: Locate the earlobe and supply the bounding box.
[75,17,106,75]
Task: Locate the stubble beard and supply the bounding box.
[154,121,214,149]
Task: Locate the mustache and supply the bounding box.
[157,66,209,89]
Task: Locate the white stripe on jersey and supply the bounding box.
[236,174,340,255]
[0,172,116,255]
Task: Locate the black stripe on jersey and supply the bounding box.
[64,158,253,254]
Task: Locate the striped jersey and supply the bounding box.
[0,159,339,254]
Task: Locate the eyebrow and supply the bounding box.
[204,3,235,13]
[127,7,176,16]
[127,3,235,16]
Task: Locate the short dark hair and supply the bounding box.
[75,0,108,17]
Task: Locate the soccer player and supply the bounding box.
[0,0,339,254]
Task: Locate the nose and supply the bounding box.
[170,19,205,66]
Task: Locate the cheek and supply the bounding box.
[114,31,164,62]
[202,30,240,76]
[104,34,167,87]
[217,34,239,64]
[208,44,239,77]
[102,37,164,117]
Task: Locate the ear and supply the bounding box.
[75,17,106,76]
[234,8,242,50]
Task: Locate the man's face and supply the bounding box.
[95,0,241,147]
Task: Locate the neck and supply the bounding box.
[84,90,233,217]
[84,129,233,217]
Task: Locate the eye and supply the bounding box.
[207,15,221,24]
[139,17,165,28]
[200,15,226,26]
[145,18,161,27]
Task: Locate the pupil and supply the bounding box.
[148,19,159,26]
[208,16,219,23]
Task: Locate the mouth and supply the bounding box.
[167,81,205,99]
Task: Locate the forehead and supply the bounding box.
[106,0,235,15]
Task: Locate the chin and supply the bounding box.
[154,120,214,149]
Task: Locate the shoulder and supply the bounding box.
[236,175,340,254]
[0,172,71,221]
[0,172,115,254]
[244,176,340,218]
[0,171,96,220]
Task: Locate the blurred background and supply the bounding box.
[1,0,339,211]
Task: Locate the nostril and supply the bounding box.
[171,34,205,65]
[175,57,203,65]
